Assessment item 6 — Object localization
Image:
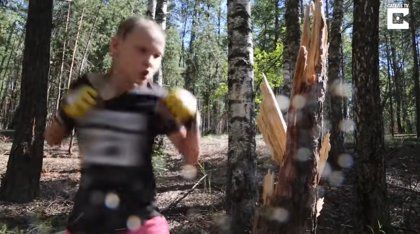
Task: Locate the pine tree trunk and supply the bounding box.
[56,0,72,111]
[226,0,257,232]
[254,2,328,232]
[390,34,404,133]
[401,64,412,132]
[326,0,344,169]
[352,0,389,231]
[79,14,100,76]
[66,7,85,90]
[184,0,199,93]
[273,0,280,49]
[66,7,86,155]
[0,0,53,202]
[179,2,188,67]
[281,0,301,97]
[385,33,395,137]
[408,0,420,137]
[340,43,348,119]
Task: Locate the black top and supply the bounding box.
[59,74,179,233]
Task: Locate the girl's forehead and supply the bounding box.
[129,25,165,45]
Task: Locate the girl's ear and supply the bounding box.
[109,36,119,58]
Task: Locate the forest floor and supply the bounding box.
[0,134,419,233]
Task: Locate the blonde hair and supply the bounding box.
[116,17,165,40]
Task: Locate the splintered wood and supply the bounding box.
[256,74,287,166]
[317,133,331,181]
[262,169,274,206]
[257,0,330,213]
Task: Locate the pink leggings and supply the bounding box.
[128,216,169,234]
[65,216,169,234]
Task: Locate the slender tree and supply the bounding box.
[384,33,395,136]
[281,0,300,97]
[352,0,389,231]
[226,0,257,232]
[66,5,86,155]
[326,0,344,168]
[0,0,53,202]
[184,0,199,94]
[154,0,168,86]
[408,0,420,137]
[147,0,157,19]
[55,0,72,111]
[389,33,404,133]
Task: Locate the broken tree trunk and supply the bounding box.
[254,1,328,233]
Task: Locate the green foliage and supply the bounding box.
[254,42,284,93]
[163,27,184,87]
[252,0,284,51]
[214,83,228,99]
[0,225,23,234]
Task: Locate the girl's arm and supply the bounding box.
[167,115,201,165]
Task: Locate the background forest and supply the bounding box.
[0,0,418,137]
[0,0,419,233]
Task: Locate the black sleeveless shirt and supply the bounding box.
[59,74,179,233]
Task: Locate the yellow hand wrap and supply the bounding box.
[162,88,197,124]
[63,86,98,118]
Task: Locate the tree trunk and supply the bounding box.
[184,0,199,94]
[408,0,420,137]
[146,0,157,19]
[352,0,389,231]
[385,33,395,137]
[179,1,188,67]
[326,0,344,169]
[273,0,280,49]
[226,0,257,232]
[66,6,85,90]
[56,0,72,111]
[340,43,348,119]
[401,63,412,132]
[66,7,86,155]
[0,0,53,202]
[254,2,328,233]
[280,0,301,97]
[79,14,100,76]
[154,0,168,86]
[390,34,404,133]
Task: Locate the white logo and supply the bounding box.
[387,4,409,30]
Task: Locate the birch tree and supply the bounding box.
[226,0,257,232]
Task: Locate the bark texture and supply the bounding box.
[0,0,53,202]
[226,0,257,232]
[352,0,389,231]
[254,1,328,233]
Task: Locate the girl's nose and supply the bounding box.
[144,55,153,68]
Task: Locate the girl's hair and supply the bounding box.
[116,17,165,39]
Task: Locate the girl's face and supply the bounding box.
[110,25,165,86]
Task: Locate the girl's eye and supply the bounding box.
[138,47,147,54]
[153,54,161,59]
